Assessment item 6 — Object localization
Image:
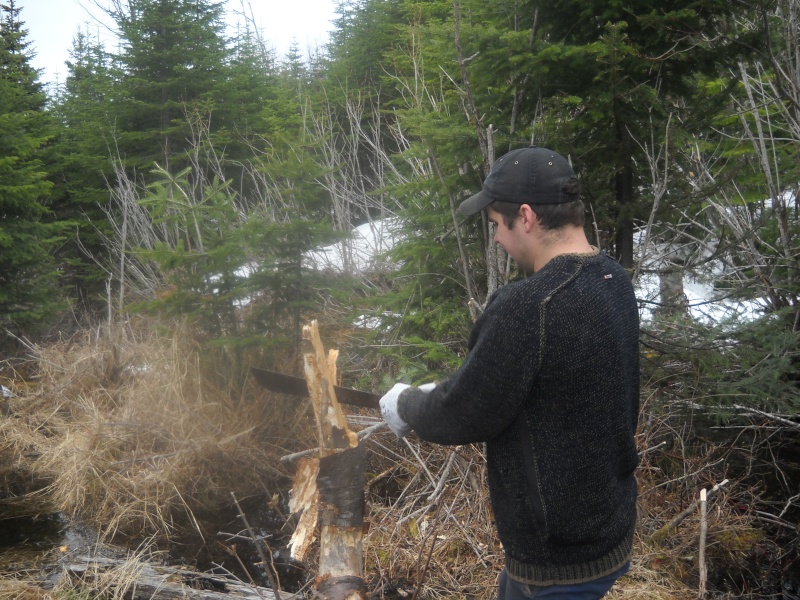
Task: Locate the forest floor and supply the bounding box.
[1,318,798,599]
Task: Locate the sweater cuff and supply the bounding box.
[396,386,427,424]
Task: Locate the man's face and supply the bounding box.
[487,206,533,271]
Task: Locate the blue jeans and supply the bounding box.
[497,562,630,600]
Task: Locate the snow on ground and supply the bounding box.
[304,218,402,274]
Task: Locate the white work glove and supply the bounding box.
[380,382,438,438]
[380,383,412,438]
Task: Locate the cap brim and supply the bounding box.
[458,189,492,216]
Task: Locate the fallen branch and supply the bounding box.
[62,555,290,600]
[731,404,800,431]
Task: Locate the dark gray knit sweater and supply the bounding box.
[398,251,640,585]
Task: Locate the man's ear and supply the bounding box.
[519,204,538,232]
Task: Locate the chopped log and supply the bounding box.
[295,320,366,600]
[60,555,294,600]
[302,321,359,454]
[317,443,367,581]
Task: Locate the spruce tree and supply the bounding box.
[105,0,231,172]
[48,28,118,313]
[0,0,62,334]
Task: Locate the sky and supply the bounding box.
[19,0,338,86]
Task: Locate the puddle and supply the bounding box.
[0,513,101,570]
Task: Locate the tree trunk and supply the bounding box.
[615,162,635,269]
[295,320,367,600]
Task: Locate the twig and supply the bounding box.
[217,531,259,544]
[403,438,438,487]
[645,458,725,492]
[397,501,436,528]
[649,479,730,543]
[223,543,267,599]
[231,491,282,600]
[280,421,386,464]
[427,451,457,503]
[753,510,798,530]
[698,488,708,599]
[639,440,667,455]
[411,502,444,600]
[778,492,800,519]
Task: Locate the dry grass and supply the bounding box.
[0,581,53,600]
[2,317,311,544]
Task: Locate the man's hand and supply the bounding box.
[380,383,412,438]
[379,382,438,438]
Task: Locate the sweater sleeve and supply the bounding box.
[397,284,540,445]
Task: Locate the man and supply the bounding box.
[379,146,640,599]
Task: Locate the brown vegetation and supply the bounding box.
[0,319,795,599]
[1,318,309,539]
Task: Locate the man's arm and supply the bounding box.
[397,287,540,445]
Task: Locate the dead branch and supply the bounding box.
[649,479,730,543]
[231,491,282,600]
[731,404,800,432]
[698,488,708,598]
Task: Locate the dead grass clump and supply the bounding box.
[47,540,163,600]
[0,395,60,518]
[606,535,697,599]
[0,581,52,600]
[7,316,311,543]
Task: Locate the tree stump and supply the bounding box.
[288,321,366,600]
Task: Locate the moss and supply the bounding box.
[713,528,765,552]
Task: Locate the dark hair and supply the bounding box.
[490,178,585,231]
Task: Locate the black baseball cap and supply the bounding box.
[458,146,579,215]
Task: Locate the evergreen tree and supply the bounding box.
[237,57,350,353]
[105,0,231,172]
[221,20,277,158]
[313,0,769,382]
[0,0,63,333]
[328,0,406,89]
[48,27,118,312]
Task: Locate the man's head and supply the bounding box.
[459,146,584,230]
